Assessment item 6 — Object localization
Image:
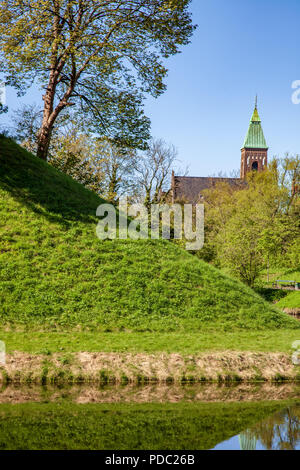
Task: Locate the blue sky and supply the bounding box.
[1,0,300,176]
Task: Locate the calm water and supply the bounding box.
[0,384,299,450]
[213,406,300,450]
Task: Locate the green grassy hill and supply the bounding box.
[276,291,300,310]
[0,135,299,331]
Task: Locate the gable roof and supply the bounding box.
[172,176,245,204]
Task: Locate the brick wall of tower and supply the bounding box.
[240,148,268,179]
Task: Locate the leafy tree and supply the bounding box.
[271,154,300,212]
[198,181,243,264]
[12,105,105,192]
[217,171,293,286]
[199,162,300,287]
[48,125,105,194]
[270,155,300,271]
[0,0,195,160]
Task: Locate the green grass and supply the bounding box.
[276,291,300,310]
[262,268,300,285]
[254,287,289,303]
[1,329,300,354]
[0,135,299,332]
[0,401,292,450]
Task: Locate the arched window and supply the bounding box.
[252,161,258,171]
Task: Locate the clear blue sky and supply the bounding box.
[1,0,300,176]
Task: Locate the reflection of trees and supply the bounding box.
[239,431,257,450]
[247,406,300,450]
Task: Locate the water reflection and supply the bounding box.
[0,382,299,404]
[0,383,299,450]
[214,406,300,450]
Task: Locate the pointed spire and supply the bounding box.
[242,99,268,149]
[250,96,261,122]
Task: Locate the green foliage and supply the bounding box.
[0,401,287,450]
[0,136,299,331]
[0,0,196,159]
[199,165,300,287]
[48,127,106,194]
[12,106,138,198]
[284,238,300,271]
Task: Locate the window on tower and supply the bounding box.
[252,161,258,171]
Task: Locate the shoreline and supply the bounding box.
[1,351,299,385]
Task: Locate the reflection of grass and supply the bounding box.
[1,329,300,354]
[0,401,292,450]
[1,383,299,404]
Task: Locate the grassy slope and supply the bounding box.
[0,135,299,332]
[276,291,300,309]
[0,401,289,450]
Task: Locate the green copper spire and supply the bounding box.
[242,99,268,149]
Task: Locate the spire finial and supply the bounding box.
[255,94,258,109]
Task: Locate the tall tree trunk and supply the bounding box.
[36,73,56,160]
[37,122,52,160]
[36,73,75,160]
[36,5,60,161]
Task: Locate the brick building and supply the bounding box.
[171,101,268,204]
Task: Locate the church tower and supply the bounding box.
[240,99,268,179]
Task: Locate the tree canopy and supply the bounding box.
[199,158,300,286]
[0,0,195,159]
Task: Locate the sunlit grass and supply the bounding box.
[0,135,299,333]
[1,329,299,354]
[276,292,300,309]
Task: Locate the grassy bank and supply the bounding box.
[0,401,293,449]
[2,329,299,384]
[1,349,299,385]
